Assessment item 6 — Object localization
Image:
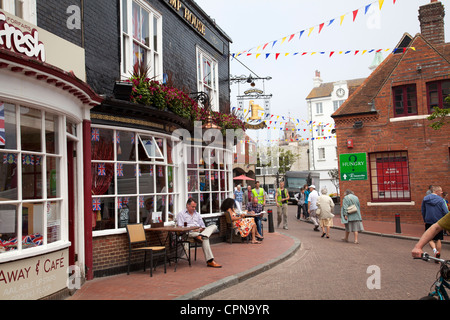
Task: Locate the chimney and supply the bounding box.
[313,70,323,88]
[419,0,445,46]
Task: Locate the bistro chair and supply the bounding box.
[126,223,167,277]
[224,211,249,244]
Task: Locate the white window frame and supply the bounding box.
[196,46,219,112]
[0,0,36,24]
[315,102,323,115]
[120,0,163,81]
[318,147,326,160]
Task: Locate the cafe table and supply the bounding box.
[147,226,198,271]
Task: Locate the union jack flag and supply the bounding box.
[118,197,123,209]
[158,166,163,177]
[91,128,100,142]
[0,103,5,146]
[139,196,145,208]
[117,163,124,177]
[98,163,106,176]
[23,155,34,165]
[116,132,120,144]
[92,198,101,211]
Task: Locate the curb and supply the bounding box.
[174,232,301,300]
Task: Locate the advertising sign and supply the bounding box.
[339,153,368,181]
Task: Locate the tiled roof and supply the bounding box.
[306,78,365,100]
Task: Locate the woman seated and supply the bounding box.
[221,198,263,244]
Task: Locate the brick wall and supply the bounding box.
[335,36,450,224]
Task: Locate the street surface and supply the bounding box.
[203,205,448,300]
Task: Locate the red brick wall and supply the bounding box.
[335,37,450,224]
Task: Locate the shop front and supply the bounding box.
[0,11,101,299]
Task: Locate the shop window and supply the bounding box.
[0,102,63,255]
[369,151,411,202]
[393,84,417,117]
[91,128,178,232]
[120,0,162,80]
[197,47,219,112]
[186,145,233,215]
[427,80,450,114]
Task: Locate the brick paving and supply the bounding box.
[69,205,448,300]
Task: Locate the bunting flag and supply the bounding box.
[233,47,415,60]
[232,0,398,57]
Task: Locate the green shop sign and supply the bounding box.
[339,153,368,181]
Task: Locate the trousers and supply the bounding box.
[277,203,288,228]
[188,224,218,262]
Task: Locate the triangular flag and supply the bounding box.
[288,34,295,42]
[379,0,385,10]
[285,53,290,57]
[318,23,325,34]
[329,51,335,57]
[299,30,305,40]
[263,43,269,50]
[275,53,280,60]
[365,4,372,14]
[272,40,277,48]
[281,37,287,44]
[340,14,345,25]
[308,27,314,37]
[327,19,335,27]
[265,53,270,59]
[353,9,358,22]
[256,53,261,59]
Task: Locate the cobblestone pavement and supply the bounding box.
[203,205,449,300]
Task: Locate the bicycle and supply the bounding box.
[415,252,450,300]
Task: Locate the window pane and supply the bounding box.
[0,102,17,150]
[91,128,114,161]
[116,131,135,162]
[21,107,41,152]
[117,163,137,194]
[153,16,158,52]
[22,202,44,250]
[47,156,60,199]
[0,153,18,200]
[142,10,149,47]
[122,0,128,33]
[45,113,59,154]
[140,195,154,225]
[118,196,137,228]
[92,197,115,231]
[47,201,61,244]
[155,165,166,193]
[442,81,450,107]
[187,170,198,192]
[0,204,18,253]
[22,154,43,200]
[92,163,114,196]
[132,2,141,41]
[139,164,155,194]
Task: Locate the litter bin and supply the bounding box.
[267,209,275,233]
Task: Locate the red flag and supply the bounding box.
[353,9,358,21]
[288,34,295,42]
[329,51,335,57]
[275,53,280,60]
[318,23,325,34]
[263,43,269,50]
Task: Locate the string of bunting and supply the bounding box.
[233,0,398,57]
[232,47,415,60]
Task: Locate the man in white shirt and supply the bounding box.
[177,198,221,268]
[308,185,320,231]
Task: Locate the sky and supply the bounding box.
[194,0,450,143]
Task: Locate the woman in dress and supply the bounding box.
[221,198,263,244]
[341,189,364,244]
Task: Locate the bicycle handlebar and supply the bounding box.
[415,252,448,264]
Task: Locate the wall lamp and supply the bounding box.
[353,121,364,129]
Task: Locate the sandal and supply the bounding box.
[251,241,261,244]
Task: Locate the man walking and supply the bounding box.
[276,181,290,230]
[308,185,320,231]
[421,185,449,260]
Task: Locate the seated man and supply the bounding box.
[177,198,222,268]
[246,196,265,239]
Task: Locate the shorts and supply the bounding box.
[426,223,444,241]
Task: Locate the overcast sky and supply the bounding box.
[194,0,450,143]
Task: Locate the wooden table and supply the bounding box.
[147,226,198,271]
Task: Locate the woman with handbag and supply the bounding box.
[341,189,364,244]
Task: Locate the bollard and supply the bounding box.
[395,213,402,234]
[267,209,275,233]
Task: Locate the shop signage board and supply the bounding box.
[339,153,368,181]
[0,249,69,300]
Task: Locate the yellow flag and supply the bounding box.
[256,53,261,59]
[308,27,314,37]
[379,0,385,10]
[281,37,287,44]
[340,14,345,25]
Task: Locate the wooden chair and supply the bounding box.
[126,223,167,277]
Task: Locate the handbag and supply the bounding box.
[347,204,357,214]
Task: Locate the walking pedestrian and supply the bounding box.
[233,184,243,211]
[276,181,289,229]
[295,187,305,220]
[421,185,449,260]
[303,184,310,219]
[341,189,364,244]
[317,187,335,238]
[308,185,320,231]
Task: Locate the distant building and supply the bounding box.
[306,71,366,194]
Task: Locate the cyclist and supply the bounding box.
[412,212,450,258]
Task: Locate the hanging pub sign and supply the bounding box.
[0,11,46,62]
[164,0,225,54]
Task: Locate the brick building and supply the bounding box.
[332,0,450,224]
[0,0,234,299]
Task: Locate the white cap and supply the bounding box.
[310,185,316,189]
